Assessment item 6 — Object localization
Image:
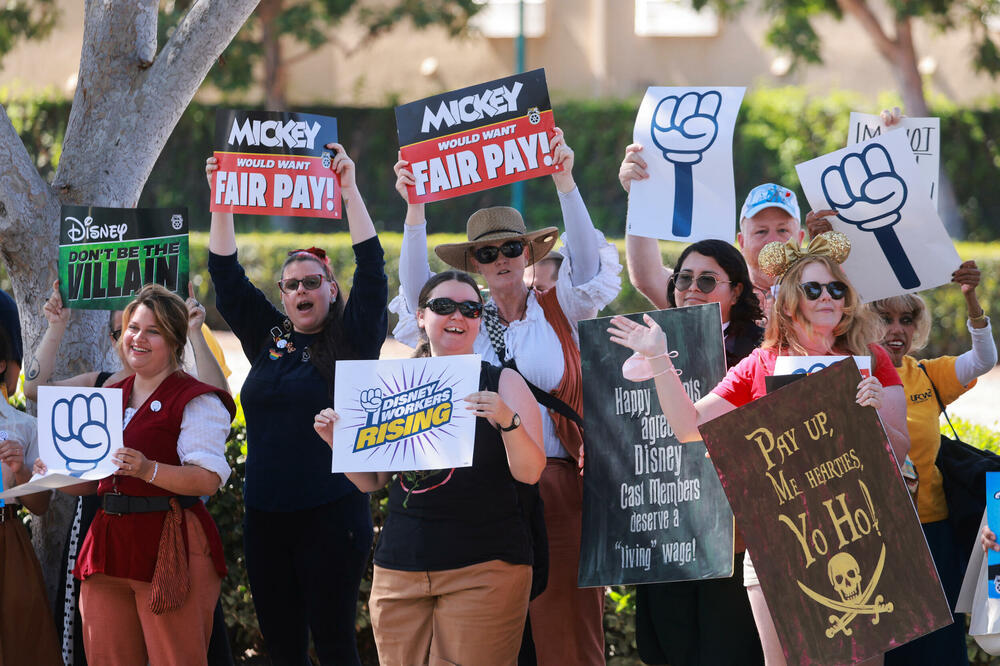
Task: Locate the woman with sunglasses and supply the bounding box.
[205,146,387,665]
[608,235,910,666]
[870,261,994,666]
[314,270,544,665]
[392,127,621,665]
[631,239,766,666]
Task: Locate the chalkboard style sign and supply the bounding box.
[578,303,732,587]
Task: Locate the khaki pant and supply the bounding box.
[370,560,532,666]
[529,458,606,665]
[80,512,221,666]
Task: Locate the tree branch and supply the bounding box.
[135,0,158,68]
[0,105,57,241]
[835,0,898,62]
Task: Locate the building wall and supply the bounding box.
[1,0,997,108]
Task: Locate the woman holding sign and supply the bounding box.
[206,145,387,666]
[68,284,235,665]
[314,270,544,666]
[608,234,910,665]
[873,261,996,666]
[392,127,620,665]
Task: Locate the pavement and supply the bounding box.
[214,331,1000,431]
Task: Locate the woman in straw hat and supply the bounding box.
[608,234,910,666]
[391,127,621,665]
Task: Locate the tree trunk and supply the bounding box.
[260,0,288,110]
[0,0,260,607]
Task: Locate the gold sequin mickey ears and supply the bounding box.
[758,231,851,280]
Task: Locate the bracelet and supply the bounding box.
[148,462,159,484]
[969,312,987,323]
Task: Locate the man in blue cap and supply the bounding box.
[736,183,805,309]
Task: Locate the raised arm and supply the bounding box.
[328,142,376,245]
[185,282,229,393]
[620,144,671,309]
[952,260,997,385]
[206,157,238,256]
[551,128,599,285]
[24,281,103,401]
[394,156,433,311]
[608,314,736,442]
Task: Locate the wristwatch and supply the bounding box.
[499,413,521,432]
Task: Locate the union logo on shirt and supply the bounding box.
[909,388,933,404]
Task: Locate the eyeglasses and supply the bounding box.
[671,273,731,294]
[277,274,325,294]
[800,281,848,301]
[421,298,484,319]
[472,240,525,265]
[111,328,122,342]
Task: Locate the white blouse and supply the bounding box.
[390,187,622,458]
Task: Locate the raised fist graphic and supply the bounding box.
[650,91,722,237]
[821,144,918,289]
[52,393,112,475]
[360,388,384,426]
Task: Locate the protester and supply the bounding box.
[0,287,23,399]
[608,234,909,666]
[206,144,387,665]
[25,279,233,666]
[624,239,765,665]
[314,270,544,665]
[523,249,563,292]
[391,127,621,665]
[57,284,236,665]
[0,324,61,665]
[872,261,996,666]
[618,143,804,311]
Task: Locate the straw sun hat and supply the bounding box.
[434,207,559,273]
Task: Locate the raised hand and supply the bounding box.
[186,281,206,332]
[205,156,218,187]
[821,143,916,288]
[951,260,980,296]
[326,142,354,192]
[360,388,384,427]
[608,314,668,358]
[618,143,648,194]
[649,90,722,237]
[52,393,112,475]
[43,279,70,327]
[394,155,415,202]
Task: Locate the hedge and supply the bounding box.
[187,231,1000,361]
[4,87,1000,240]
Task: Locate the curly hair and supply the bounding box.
[763,256,883,357]
[871,294,931,352]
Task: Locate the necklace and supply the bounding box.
[495,289,530,326]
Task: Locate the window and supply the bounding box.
[634,0,719,37]
[471,0,547,38]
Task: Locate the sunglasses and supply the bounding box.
[800,281,848,301]
[422,298,484,319]
[671,272,731,294]
[472,240,525,265]
[277,274,325,294]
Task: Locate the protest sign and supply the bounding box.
[626,86,745,242]
[699,359,951,665]
[211,109,341,219]
[578,303,733,587]
[331,355,481,472]
[796,130,960,302]
[848,112,940,210]
[40,386,122,479]
[774,355,871,378]
[59,206,189,310]
[395,69,558,203]
[988,472,1000,598]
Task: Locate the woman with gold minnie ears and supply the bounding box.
[608,231,910,666]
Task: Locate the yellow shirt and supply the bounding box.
[898,355,976,523]
[201,324,232,378]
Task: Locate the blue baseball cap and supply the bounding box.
[740,183,800,223]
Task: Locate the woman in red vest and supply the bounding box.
[68,284,236,666]
[391,128,622,665]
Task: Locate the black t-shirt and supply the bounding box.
[375,362,533,571]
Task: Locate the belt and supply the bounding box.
[0,505,17,523]
[102,494,199,516]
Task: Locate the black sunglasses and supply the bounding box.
[472,240,525,265]
[800,281,848,301]
[277,274,325,294]
[422,298,484,319]
[671,272,731,294]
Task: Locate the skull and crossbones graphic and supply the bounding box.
[797,544,894,637]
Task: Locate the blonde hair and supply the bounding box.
[119,284,188,367]
[871,294,931,351]
[763,256,883,357]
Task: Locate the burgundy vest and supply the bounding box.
[74,371,236,582]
